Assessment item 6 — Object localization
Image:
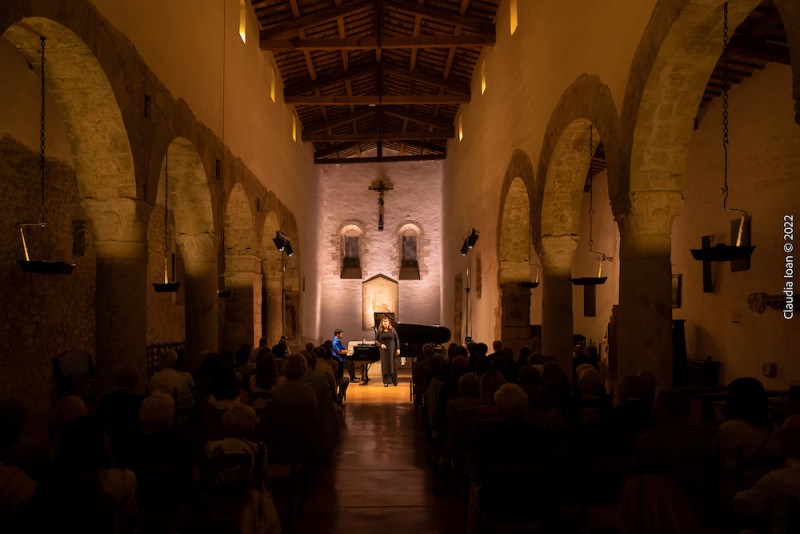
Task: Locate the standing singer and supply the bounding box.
[376,316,400,387]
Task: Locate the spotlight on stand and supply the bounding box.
[284,241,294,257]
[460,228,479,343]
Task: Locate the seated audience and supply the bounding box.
[0,409,36,533]
[734,414,800,534]
[97,366,144,460]
[124,392,193,509]
[48,395,87,460]
[617,474,701,534]
[148,350,194,413]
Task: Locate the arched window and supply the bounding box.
[340,225,363,279]
[398,224,421,280]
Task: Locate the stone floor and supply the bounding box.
[286,370,465,534]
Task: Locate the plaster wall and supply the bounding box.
[89,0,316,214]
[317,160,443,344]
[674,63,800,388]
[443,0,655,346]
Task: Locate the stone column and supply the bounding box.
[500,282,531,354]
[263,258,283,347]
[177,233,218,371]
[83,197,151,396]
[540,234,578,380]
[614,191,683,386]
[223,254,262,352]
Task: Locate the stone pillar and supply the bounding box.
[614,191,683,386]
[540,235,578,380]
[500,282,531,354]
[177,233,218,371]
[223,254,262,352]
[263,258,283,347]
[83,197,151,396]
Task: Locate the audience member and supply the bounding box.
[149,350,194,413]
[97,366,144,460]
[734,414,800,534]
[0,409,36,532]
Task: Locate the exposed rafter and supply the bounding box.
[303,131,453,142]
[315,154,446,164]
[383,0,496,35]
[261,34,495,51]
[382,107,454,133]
[285,94,470,105]
[259,0,374,40]
[302,108,376,134]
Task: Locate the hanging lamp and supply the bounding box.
[519,264,541,288]
[153,150,180,292]
[572,124,612,286]
[691,2,755,262]
[17,36,75,275]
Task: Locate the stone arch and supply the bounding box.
[335,220,367,278]
[222,182,258,350]
[261,210,282,346]
[772,0,800,124]
[616,0,768,385]
[161,137,217,367]
[621,0,762,202]
[535,74,618,376]
[2,15,148,393]
[497,169,537,354]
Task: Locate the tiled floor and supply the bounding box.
[287,371,464,533]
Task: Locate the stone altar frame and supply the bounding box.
[362,274,398,330]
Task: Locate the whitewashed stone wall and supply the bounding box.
[317,160,443,343]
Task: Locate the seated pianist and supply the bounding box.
[332,328,359,383]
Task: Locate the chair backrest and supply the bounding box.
[204,440,265,501]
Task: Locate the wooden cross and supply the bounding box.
[368,179,393,231]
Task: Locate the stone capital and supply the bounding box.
[176,232,217,262]
[82,196,153,243]
[612,190,683,236]
[540,234,578,274]
[224,254,263,274]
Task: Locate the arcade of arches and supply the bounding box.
[1,0,799,413]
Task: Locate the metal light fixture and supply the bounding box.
[460,228,479,342]
[153,150,180,292]
[273,231,293,256]
[519,264,541,289]
[572,125,612,286]
[17,36,75,275]
[691,2,755,263]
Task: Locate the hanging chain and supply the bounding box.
[588,124,594,253]
[39,36,47,217]
[164,150,169,256]
[721,2,730,210]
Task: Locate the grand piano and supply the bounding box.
[348,317,451,388]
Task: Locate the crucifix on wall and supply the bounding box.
[368,178,393,231]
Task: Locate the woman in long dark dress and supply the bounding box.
[376,317,400,387]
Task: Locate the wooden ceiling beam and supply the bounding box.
[303,131,453,142]
[260,34,495,51]
[313,141,362,159]
[382,107,454,133]
[259,0,373,39]
[286,94,469,105]
[285,64,377,96]
[315,154,446,164]
[383,0,495,35]
[382,64,470,94]
[400,139,447,153]
[302,107,376,134]
[727,35,791,65]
